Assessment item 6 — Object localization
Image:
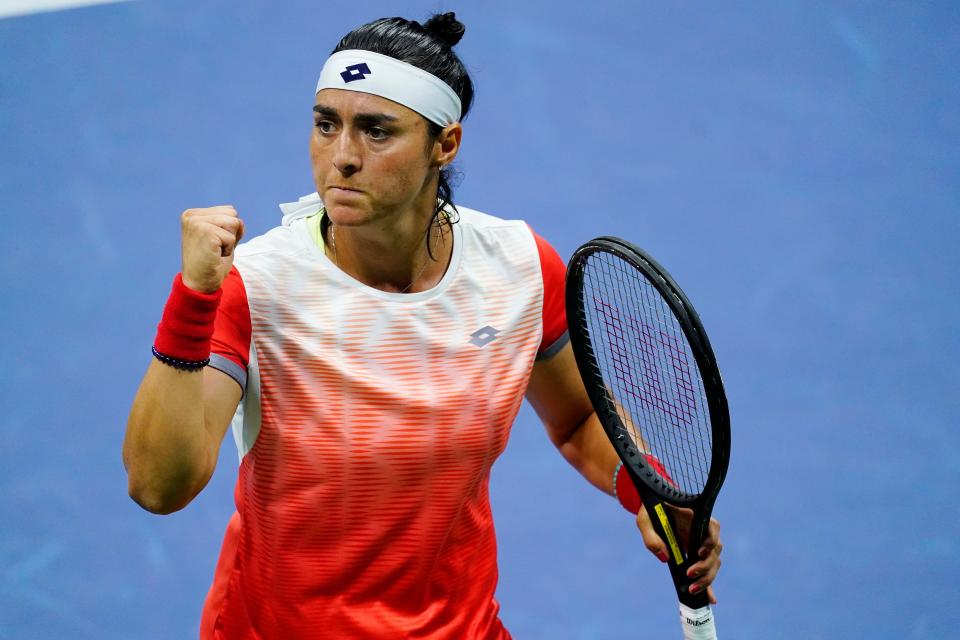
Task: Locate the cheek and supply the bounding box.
[378,149,430,191]
[309,138,329,181]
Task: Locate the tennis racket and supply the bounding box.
[565,237,731,639]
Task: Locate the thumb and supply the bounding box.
[635,506,670,564]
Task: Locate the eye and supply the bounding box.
[367,127,390,141]
[315,120,336,134]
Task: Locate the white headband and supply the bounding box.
[315,49,462,127]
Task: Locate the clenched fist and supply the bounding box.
[180,206,245,293]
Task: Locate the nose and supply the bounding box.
[332,129,361,176]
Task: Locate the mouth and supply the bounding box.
[328,185,362,194]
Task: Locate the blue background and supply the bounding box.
[1,1,958,638]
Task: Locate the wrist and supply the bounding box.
[613,461,642,514]
[181,272,221,295]
[613,453,677,515]
[153,273,222,367]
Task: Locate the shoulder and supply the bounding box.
[455,204,563,263]
[455,205,528,230]
[454,205,536,254]
[234,223,308,263]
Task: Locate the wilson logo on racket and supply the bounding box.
[340,63,372,83]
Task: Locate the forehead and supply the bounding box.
[314,88,422,122]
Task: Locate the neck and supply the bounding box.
[326,207,453,294]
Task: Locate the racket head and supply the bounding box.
[566,237,730,509]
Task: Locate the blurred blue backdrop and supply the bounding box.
[1,1,957,638]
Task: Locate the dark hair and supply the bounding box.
[331,12,474,252]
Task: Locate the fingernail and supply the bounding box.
[689,583,700,594]
[686,569,698,579]
[656,551,669,563]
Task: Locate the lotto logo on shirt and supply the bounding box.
[470,326,500,348]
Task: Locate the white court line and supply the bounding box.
[0,0,133,20]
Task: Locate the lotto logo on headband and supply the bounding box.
[340,62,372,83]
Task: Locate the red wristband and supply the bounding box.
[153,273,222,362]
[644,453,677,488]
[614,454,677,515]
[615,462,642,514]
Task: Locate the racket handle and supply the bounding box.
[679,603,718,640]
[668,556,710,608]
[643,500,710,608]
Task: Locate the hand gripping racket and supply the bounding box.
[566,237,731,639]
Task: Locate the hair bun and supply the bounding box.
[423,12,465,47]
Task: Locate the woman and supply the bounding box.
[123,13,723,639]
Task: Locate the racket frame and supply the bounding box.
[566,236,731,607]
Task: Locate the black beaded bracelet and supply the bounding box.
[152,346,210,372]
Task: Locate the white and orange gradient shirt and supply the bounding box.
[200,193,568,639]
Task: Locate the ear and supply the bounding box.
[431,122,462,168]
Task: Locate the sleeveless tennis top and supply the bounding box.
[200,193,568,639]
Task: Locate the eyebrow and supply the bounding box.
[313,104,400,126]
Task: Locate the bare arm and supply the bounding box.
[525,342,620,495]
[526,342,724,600]
[123,364,241,514]
[123,205,245,514]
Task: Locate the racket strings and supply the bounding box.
[581,252,712,497]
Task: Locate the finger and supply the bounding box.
[182,205,238,225]
[704,544,724,564]
[707,585,717,605]
[687,557,720,583]
[194,215,244,235]
[197,205,238,217]
[184,219,244,257]
[635,507,670,563]
[709,517,720,536]
[209,226,239,257]
[698,539,722,560]
[689,574,716,595]
[697,519,722,558]
[687,556,721,597]
[183,211,242,263]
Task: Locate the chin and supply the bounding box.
[323,202,373,227]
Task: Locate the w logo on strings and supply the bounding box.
[340,63,372,83]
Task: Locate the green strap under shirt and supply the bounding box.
[305,210,326,249]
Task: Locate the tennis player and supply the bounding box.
[123,13,723,639]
